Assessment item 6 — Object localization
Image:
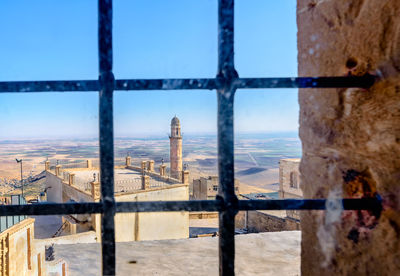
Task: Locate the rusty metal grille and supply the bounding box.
[0,1,381,275]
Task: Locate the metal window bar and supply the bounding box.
[0,0,381,275]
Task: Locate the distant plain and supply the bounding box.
[0,132,301,196]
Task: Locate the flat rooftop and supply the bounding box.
[54,231,300,275]
[279,158,301,162]
[67,168,169,193]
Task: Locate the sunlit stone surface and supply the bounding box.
[298,0,400,274]
[54,231,300,275]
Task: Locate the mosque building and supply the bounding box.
[44,116,189,242]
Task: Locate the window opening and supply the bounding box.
[0,0,381,275]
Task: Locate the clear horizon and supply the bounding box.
[0,0,298,138]
[0,130,300,141]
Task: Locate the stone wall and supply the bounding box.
[45,172,63,203]
[298,0,400,275]
[0,218,66,276]
[3,218,37,275]
[115,185,189,241]
[125,165,182,184]
[4,218,68,275]
[45,171,93,203]
[236,211,300,232]
[46,170,189,242]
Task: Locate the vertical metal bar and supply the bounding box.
[98,0,116,275]
[218,0,236,79]
[20,160,23,198]
[217,90,237,276]
[217,1,238,275]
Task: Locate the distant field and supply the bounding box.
[0,133,301,195]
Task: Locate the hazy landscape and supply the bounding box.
[0,132,301,197]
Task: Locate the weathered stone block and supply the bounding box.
[159,165,166,176]
[147,160,154,172]
[142,175,150,190]
[125,156,131,167]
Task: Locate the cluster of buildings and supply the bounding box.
[44,116,190,242]
[0,116,303,275]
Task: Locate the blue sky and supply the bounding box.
[0,0,298,139]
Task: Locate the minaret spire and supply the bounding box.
[169,116,182,180]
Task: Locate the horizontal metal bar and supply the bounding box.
[0,75,376,93]
[238,197,382,211]
[236,75,376,89]
[0,198,381,216]
[115,200,222,212]
[0,80,99,92]
[0,202,103,216]
[115,78,217,90]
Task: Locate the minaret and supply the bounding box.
[169,116,182,180]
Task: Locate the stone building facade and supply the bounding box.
[298,0,400,275]
[235,210,300,233]
[279,158,302,221]
[45,162,190,242]
[279,158,302,199]
[0,217,66,276]
[191,176,239,200]
[44,117,191,242]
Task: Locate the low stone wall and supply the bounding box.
[236,211,300,232]
[125,165,182,184]
[45,171,93,203]
[189,212,218,219]
[114,185,189,242]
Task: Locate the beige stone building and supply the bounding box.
[191,176,239,200]
[45,160,190,242]
[279,158,302,199]
[0,201,66,276]
[279,158,302,222]
[44,117,190,242]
